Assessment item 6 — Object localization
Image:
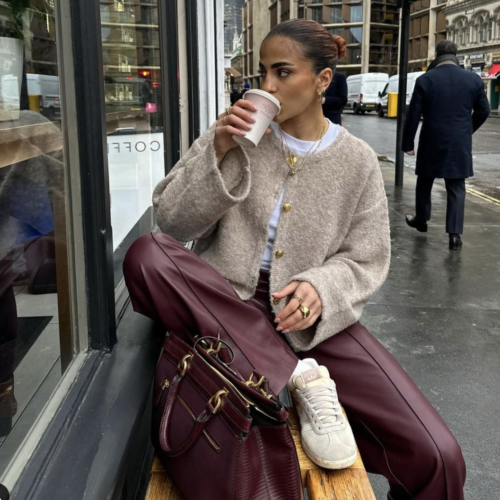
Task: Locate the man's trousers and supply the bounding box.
[124,233,466,500]
[416,177,466,234]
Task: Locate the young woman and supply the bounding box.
[124,20,466,500]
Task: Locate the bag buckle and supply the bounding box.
[177,353,194,377]
[208,388,229,414]
[246,374,275,399]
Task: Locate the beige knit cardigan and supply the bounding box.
[153,124,390,352]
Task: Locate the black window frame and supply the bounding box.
[6,0,183,497]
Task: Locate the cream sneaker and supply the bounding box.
[290,359,357,469]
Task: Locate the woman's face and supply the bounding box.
[258,37,331,123]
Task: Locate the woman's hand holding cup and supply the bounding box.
[215,100,257,163]
[215,97,274,164]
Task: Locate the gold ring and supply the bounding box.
[226,106,232,115]
[298,306,310,319]
[292,294,302,304]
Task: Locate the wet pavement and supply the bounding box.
[342,112,500,201]
[360,160,500,499]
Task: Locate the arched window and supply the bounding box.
[483,16,490,41]
[478,16,484,43]
[457,21,463,45]
[488,18,493,41]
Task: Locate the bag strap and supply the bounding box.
[159,354,228,457]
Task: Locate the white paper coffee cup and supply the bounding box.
[232,90,281,148]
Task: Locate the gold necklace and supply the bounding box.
[279,120,327,175]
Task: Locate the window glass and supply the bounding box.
[0,0,73,472]
[349,27,363,44]
[330,7,342,24]
[350,6,363,23]
[99,0,166,291]
[347,47,362,65]
[312,7,322,23]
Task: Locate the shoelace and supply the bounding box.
[301,384,343,428]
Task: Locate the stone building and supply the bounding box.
[445,0,500,110]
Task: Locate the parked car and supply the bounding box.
[27,74,60,120]
[377,71,425,117]
[346,73,389,115]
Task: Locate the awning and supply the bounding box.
[487,64,500,78]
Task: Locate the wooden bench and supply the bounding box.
[145,407,376,500]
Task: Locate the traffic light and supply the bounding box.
[230,73,235,88]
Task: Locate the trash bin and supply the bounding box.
[388,92,398,118]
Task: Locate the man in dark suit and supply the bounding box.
[403,40,490,249]
[322,71,347,125]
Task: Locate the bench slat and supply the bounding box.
[307,469,376,500]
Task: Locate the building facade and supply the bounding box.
[225,0,246,55]
[298,0,400,76]
[408,0,449,71]
[241,0,401,83]
[0,0,226,498]
[445,0,500,110]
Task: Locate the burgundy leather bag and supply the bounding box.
[152,330,304,500]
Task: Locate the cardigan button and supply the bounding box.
[275,249,284,258]
[282,203,292,213]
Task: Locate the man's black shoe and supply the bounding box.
[405,215,428,233]
[449,234,462,250]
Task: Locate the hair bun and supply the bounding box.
[332,35,347,60]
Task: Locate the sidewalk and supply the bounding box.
[364,161,500,499]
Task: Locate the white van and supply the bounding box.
[346,73,389,114]
[27,74,60,120]
[376,71,425,117]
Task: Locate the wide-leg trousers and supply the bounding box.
[415,177,466,235]
[123,233,466,500]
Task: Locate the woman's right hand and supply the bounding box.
[214,100,257,163]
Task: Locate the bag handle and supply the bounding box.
[159,354,228,457]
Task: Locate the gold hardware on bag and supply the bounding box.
[208,388,229,414]
[161,379,170,390]
[206,341,222,356]
[245,374,265,389]
[178,353,194,377]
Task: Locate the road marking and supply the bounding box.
[466,187,500,206]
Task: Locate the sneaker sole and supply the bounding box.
[301,440,358,470]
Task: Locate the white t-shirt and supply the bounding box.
[260,120,341,271]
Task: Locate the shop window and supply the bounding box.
[0,0,74,474]
[100,0,166,292]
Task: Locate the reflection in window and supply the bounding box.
[348,47,362,65]
[312,7,322,23]
[0,0,72,471]
[350,27,363,44]
[350,6,363,23]
[330,7,342,24]
[100,0,166,291]
[329,28,343,37]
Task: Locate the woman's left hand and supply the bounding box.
[271,281,322,333]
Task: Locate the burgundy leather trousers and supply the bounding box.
[123,233,466,500]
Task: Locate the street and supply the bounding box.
[342,112,500,201]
